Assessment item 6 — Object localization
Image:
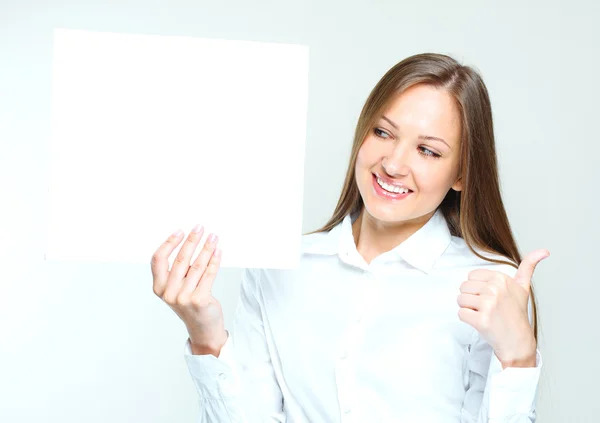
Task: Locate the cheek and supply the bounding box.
[416,165,457,193]
[355,148,366,168]
[356,137,381,167]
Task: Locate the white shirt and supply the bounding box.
[183,208,542,422]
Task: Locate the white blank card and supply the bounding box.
[46,28,309,269]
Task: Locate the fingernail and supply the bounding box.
[191,224,203,233]
[208,233,217,243]
[172,228,183,237]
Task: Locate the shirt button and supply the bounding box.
[218,373,227,381]
[344,406,351,413]
[340,350,348,359]
[354,315,362,323]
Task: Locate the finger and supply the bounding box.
[163,225,205,301]
[458,307,479,329]
[457,292,482,311]
[192,247,222,299]
[468,268,496,281]
[459,280,484,295]
[515,249,550,287]
[151,229,185,297]
[179,233,219,298]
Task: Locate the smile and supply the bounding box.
[372,174,413,200]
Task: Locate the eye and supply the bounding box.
[373,128,390,139]
[418,146,441,159]
[374,127,441,159]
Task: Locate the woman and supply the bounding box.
[151,53,548,422]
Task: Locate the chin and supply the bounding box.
[363,202,414,223]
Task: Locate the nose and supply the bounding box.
[382,143,411,177]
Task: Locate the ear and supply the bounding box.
[451,177,463,192]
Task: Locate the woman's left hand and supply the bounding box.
[457,249,550,368]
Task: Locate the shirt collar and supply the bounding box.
[304,208,452,274]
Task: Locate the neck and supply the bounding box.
[351,208,434,264]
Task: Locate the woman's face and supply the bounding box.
[355,83,463,225]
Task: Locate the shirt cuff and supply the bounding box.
[183,331,237,399]
[487,348,543,419]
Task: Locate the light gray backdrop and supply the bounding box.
[1,0,598,422]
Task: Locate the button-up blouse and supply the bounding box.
[184,208,542,422]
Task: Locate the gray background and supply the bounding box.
[1,0,598,422]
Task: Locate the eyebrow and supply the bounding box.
[381,115,451,150]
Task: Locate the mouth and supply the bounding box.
[372,173,413,200]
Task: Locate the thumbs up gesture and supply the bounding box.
[457,249,550,368]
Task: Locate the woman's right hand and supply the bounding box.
[150,224,228,356]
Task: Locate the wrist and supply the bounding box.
[497,337,537,369]
[189,331,228,357]
[190,341,222,357]
[499,351,537,369]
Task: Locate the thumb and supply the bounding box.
[514,249,550,290]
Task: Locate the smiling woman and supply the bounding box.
[355,85,463,233]
[152,52,547,422]
[308,55,541,306]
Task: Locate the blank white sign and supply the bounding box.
[46,28,309,269]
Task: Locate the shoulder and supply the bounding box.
[299,230,337,256]
[441,235,518,279]
[244,232,333,288]
[301,230,329,246]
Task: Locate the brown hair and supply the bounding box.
[305,52,539,341]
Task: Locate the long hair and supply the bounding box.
[305,53,539,341]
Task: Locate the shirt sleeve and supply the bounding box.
[183,268,286,422]
[461,294,543,422]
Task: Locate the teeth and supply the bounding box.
[377,177,410,194]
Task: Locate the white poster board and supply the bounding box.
[47,28,309,269]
